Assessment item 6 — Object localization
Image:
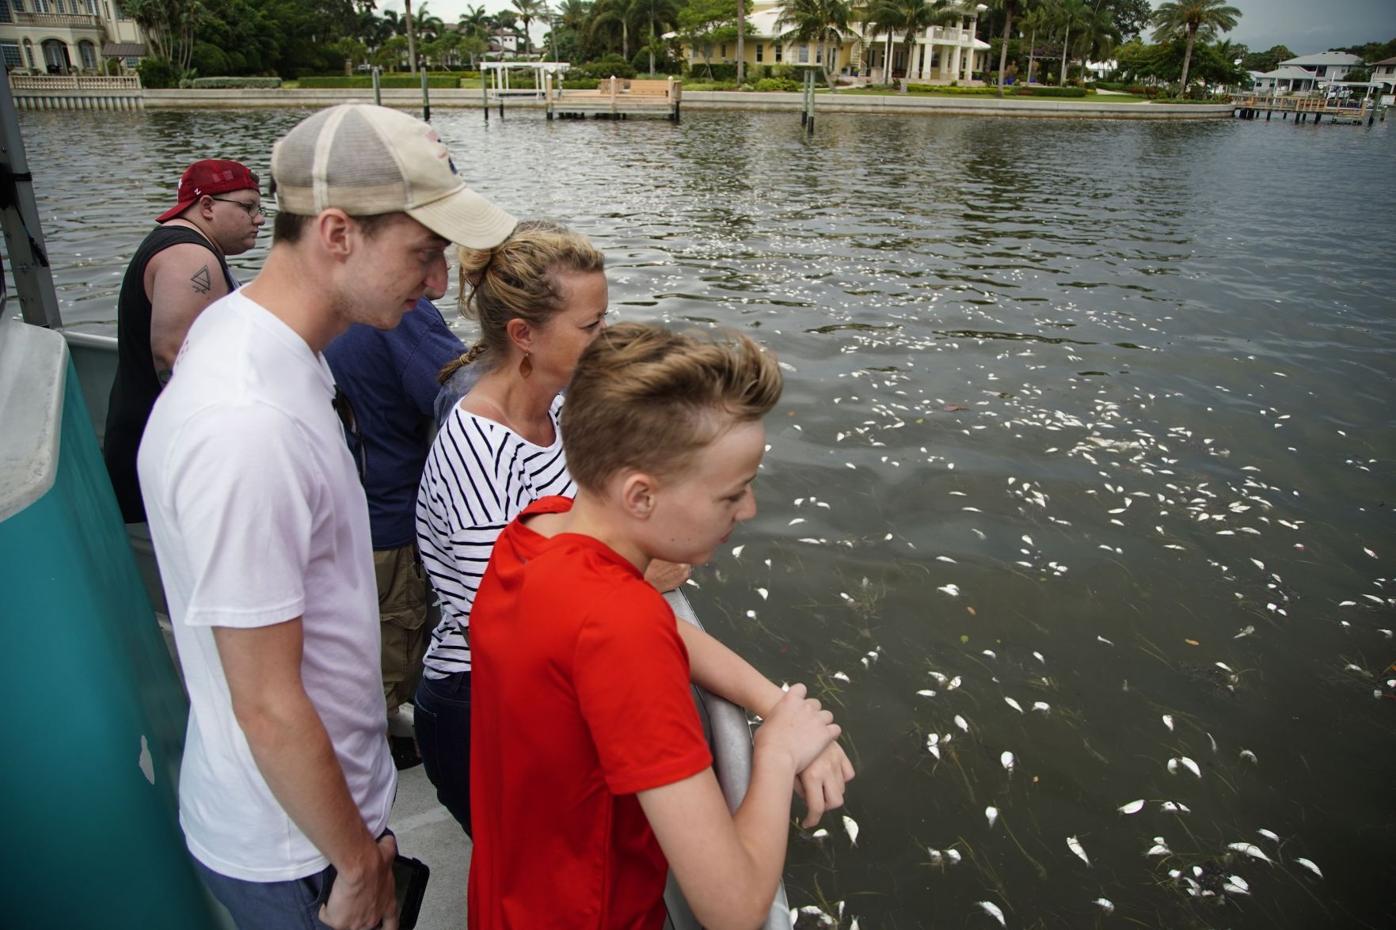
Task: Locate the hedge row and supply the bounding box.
[297,73,474,89]
[903,83,1087,98]
[190,76,283,89]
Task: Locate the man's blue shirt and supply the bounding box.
[325,298,464,550]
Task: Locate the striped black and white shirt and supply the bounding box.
[416,395,575,677]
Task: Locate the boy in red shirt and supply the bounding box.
[469,323,850,929]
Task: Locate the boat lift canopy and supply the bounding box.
[481,61,570,101]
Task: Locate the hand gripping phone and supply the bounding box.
[315,854,431,930]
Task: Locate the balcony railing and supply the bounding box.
[10,11,103,29]
[9,73,140,89]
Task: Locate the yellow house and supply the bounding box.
[681,0,991,85]
[0,0,146,74]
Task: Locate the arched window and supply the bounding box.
[41,38,71,73]
[78,39,97,70]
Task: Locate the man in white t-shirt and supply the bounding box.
[138,105,516,930]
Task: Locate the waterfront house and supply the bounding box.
[680,0,990,85]
[1370,56,1396,104]
[1277,51,1364,82]
[0,0,145,74]
[1250,65,1323,95]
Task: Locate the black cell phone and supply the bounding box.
[315,854,431,930]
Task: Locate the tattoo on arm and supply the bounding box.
[190,265,212,295]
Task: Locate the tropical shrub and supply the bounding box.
[190,76,283,89]
[754,77,800,91]
[296,74,467,89]
[688,62,739,81]
[1014,85,1087,97]
[138,57,178,89]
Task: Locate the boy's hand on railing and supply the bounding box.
[793,740,856,829]
[754,683,840,779]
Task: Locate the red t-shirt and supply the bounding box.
[468,496,713,930]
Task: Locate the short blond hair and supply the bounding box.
[562,323,783,493]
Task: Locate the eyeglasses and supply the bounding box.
[332,386,367,483]
[210,196,265,218]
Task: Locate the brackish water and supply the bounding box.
[17,107,1396,929]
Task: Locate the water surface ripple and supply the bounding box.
[17,108,1396,929]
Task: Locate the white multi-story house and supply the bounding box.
[1277,51,1364,83]
[681,1,991,85]
[0,0,145,74]
[1370,55,1395,104]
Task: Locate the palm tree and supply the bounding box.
[459,3,491,39]
[1150,0,1240,91]
[1053,0,1087,84]
[403,0,420,73]
[775,0,854,90]
[1019,2,1048,84]
[868,0,953,85]
[590,0,638,61]
[512,0,545,54]
[736,0,746,82]
[643,0,681,74]
[1072,2,1118,81]
[985,0,1031,96]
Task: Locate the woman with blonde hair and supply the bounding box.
[414,221,615,831]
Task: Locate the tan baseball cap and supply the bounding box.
[270,104,516,249]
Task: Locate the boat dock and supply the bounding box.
[1230,93,1386,125]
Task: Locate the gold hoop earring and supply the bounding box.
[519,352,532,378]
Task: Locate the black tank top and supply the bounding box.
[103,225,236,523]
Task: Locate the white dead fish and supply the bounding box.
[1096,635,1115,646]
[1224,875,1250,895]
[731,545,744,558]
[1092,898,1115,914]
[985,805,998,828]
[756,587,768,601]
[810,828,829,842]
[1147,836,1171,857]
[832,671,850,683]
[1294,857,1323,879]
[1160,801,1191,813]
[1067,835,1090,866]
[1004,697,1024,714]
[927,847,943,866]
[1162,714,1174,732]
[1179,756,1202,778]
[1118,799,1146,815]
[1031,701,1051,713]
[1239,749,1258,765]
[1032,651,1046,664]
[982,649,998,660]
[926,733,941,759]
[1234,624,1256,639]
[1227,842,1273,864]
[947,675,963,691]
[944,848,962,865]
[1256,828,1280,843]
[917,689,937,698]
[954,714,969,733]
[1000,751,1015,773]
[937,584,960,597]
[928,671,948,686]
[976,901,1007,927]
[1167,757,1180,775]
[842,815,859,846]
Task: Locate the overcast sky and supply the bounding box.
[384,0,1396,56]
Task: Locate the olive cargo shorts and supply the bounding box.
[375,542,430,711]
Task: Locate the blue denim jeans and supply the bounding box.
[413,670,472,834]
[194,858,335,930]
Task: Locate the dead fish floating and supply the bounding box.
[976,900,1007,927]
[1000,751,1016,773]
[985,805,999,829]
[1118,799,1146,815]
[1092,898,1115,914]
[1226,842,1273,865]
[842,815,860,847]
[1294,857,1323,879]
[1067,835,1090,867]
